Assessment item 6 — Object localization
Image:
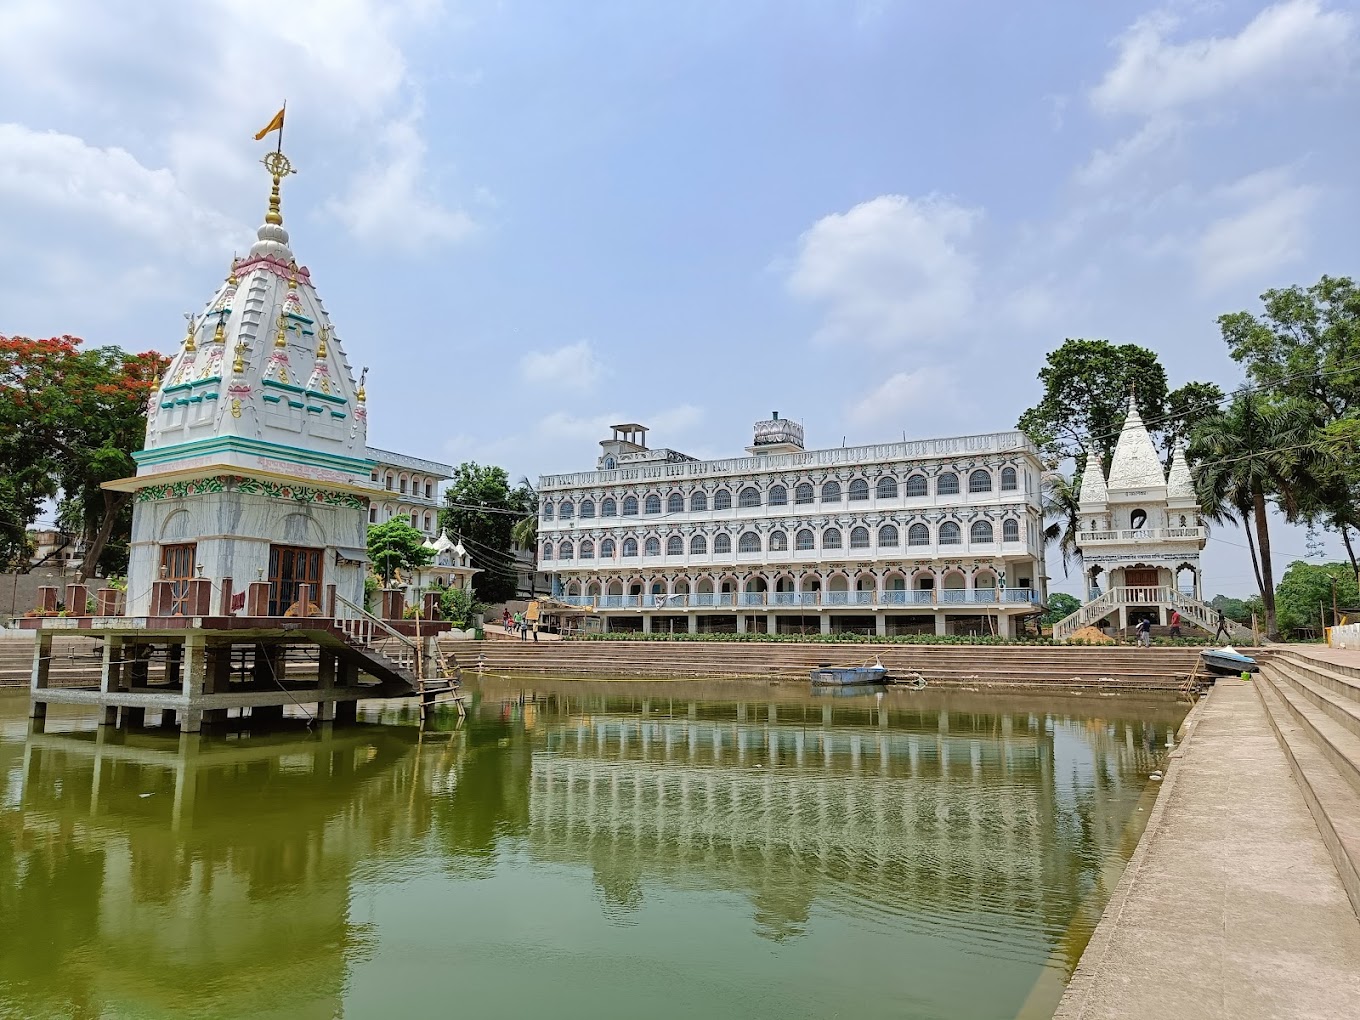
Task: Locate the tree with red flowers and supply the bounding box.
[0,335,167,574]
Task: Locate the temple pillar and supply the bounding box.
[30,633,52,719]
[65,584,89,616]
[182,634,207,698]
[246,581,271,617]
[219,576,235,615]
[35,586,58,614]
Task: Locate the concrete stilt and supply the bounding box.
[875,614,887,637]
[820,614,831,635]
[934,614,948,636]
[30,633,52,719]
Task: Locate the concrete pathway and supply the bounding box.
[1056,679,1360,1020]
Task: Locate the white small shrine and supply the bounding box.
[409,531,480,598]
[1053,396,1217,639]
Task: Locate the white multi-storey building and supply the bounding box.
[538,415,1048,636]
[366,448,452,538]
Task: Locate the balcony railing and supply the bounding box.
[1077,526,1205,545]
[552,589,1041,610]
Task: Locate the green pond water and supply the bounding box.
[0,681,1186,1020]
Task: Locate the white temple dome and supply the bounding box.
[1105,396,1166,492]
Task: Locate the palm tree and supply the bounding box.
[1190,391,1318,640]
[1041,471,1082,579]
[511,476,539,595]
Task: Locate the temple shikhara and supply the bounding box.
[25,142,459,731]
[1052,396,1245,640]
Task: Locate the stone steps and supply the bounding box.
[454,640,1201,688]
[1257,649,1360,915]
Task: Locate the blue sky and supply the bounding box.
[1,0,1356,597]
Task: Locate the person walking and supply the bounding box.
[1214,608,1230,643]
[1136,617,1151,647]
[1169,609,1182,639]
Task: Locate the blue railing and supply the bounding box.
[557,587,1041,609]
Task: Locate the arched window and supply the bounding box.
[601,538,616,557]
[385,472,393,490]
[667,493,684,514]
[541,542,554,560]
[603,455,616,470]
[1001,467,1018,492]
[850,526,870,549]
[370,506,378,523]
[823,527,842,549]
[769,485,787,506]
[1002,519,1020,543]
[559,540,575,559]
[399,476,408,494]
[622,538,638,557]
[543,503,555,520]
[769,530,788,552]
[937,473,959,495]
[905,474,927,497]
[622,496,639,516]
[738,532,761,553]
[645,536,661,556]
[970,521,993,543]
[968,470,992,493]
[411,512,418,528]
[713,533,732,554]
[690,535,708,555]
[690,492,708,512]
[714,489,732,510]
[580,540,595,559]
[939,522,961,545]
[795,483,814,505]
[645,494,662,514]
[876,477,898,499]
[821,481,842,502]
[848,479,869,502]
[560,500,574,519]
[602,497,617,517]
[666,535,683,556]
[879,524,899,546]
[796,529,815,550]
[908,523,930,546]
[580,499,596,519]
[739,486,761,508]
[424,513,432,531]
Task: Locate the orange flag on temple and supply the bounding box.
[254,107,285,141]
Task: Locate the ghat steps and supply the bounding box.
[458,639,1202,690]
[1256,647,1360,914]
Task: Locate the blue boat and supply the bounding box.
[1201,646,1259,675]
[809,660,889,686]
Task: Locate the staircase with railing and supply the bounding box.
[331,594,462,716]
[1052,586,1255,642]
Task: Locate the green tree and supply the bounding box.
[439,586,480,628]
[1162,381,1227,457]
[366,518,433,586]
[1190,391,1319,640]
[1017,339,1171,471]
[1220,275,1360,574]
[438,462,523,603]
[0,335,165,575]
[1041,472,1082,579]
[1041,592,1082,627]
[1273,561,1360,635]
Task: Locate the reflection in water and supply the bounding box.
[0,683,1185,1020]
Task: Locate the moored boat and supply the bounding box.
[809,659,889,686]
[1200,646,1259,675]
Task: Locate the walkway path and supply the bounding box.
[1056,679,1360,1019]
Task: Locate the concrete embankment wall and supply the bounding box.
[462,640,1202,690]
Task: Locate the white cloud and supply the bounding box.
[1195,168,1320,289]
[326,115,476,249]
[1074,117,1183,188]
[1092,1,1355,117]
[787,194,981,349]
[519,340,604,390]
[0,0,474,252]
[846,367,962,430]
[0,123,242,253]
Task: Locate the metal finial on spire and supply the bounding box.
[317,324,330,358]
[232,342,247,374]
[357,366,368,403]
[261,150,294,227]
[274,313,289,349]
[182,312,197,352]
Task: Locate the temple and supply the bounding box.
[1051,396,1243,640]
[24,145,460,731]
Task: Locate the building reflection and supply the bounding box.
[491,682,1183,955]
[0,684,1184,1017]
